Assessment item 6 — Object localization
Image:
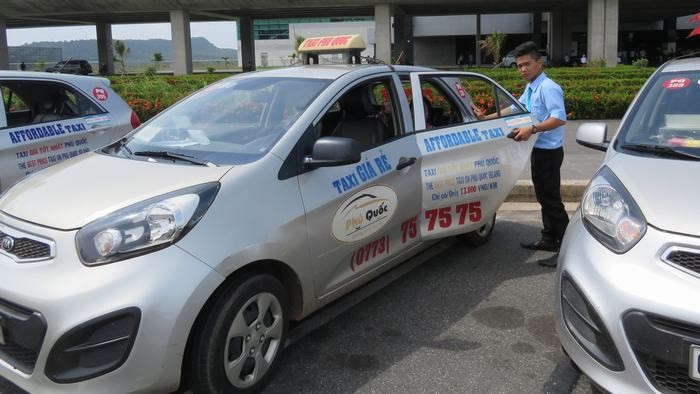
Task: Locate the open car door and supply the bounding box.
[408,71,536,240]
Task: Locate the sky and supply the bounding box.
[7,21,239,49]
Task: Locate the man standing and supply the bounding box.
[509,41,568,265]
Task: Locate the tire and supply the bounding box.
[461,213,496,247]
[509,62,517,68]
[187,274,289,393]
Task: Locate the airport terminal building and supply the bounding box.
[242,13,696,68]
[1,0,698,73]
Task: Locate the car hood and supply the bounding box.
[0,152,231,230]
[607,152,700,236]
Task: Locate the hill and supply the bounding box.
[18,37,237,63]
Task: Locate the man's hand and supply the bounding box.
[512,125,536,141]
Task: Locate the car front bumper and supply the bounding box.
[555,211,700,394]
[0,212,224,394]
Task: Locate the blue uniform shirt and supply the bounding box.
[519,72,566,149]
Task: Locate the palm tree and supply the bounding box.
[114,40,130,75]
[480,31,507,67]
[290,35,305,64]
[152,52,163,71]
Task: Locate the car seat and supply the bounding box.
[331,85,389,151]
[32,100,63,123]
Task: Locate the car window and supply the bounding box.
[124,76,330,165]
[421,80,461,129]
[1,85,31,127]
[0,81,103,129]
[0,81,105,127]
[401,78,462,131]
[408,74,523,132]
[317,77,400,151]
[618,70,700,155]
[453,75,523,120]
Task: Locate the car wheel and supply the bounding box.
[510,63,517,68]
[461,213,496,247]
[187,274,288,393]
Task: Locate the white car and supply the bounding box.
[0,71,139,191]
[555,56,700,393]
[0,65,535,393]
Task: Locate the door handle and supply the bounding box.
[396,156,417,171]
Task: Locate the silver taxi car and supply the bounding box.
[0,65,534,393]
[0,71,139,191]
[555,55,700,393]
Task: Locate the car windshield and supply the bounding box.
[618,69,700,158]
[121,76,330,165]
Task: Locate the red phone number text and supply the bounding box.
[350,235,390,272]
[425,201,482,231]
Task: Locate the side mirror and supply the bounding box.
[304,137,361,169]
[576,122,609,152]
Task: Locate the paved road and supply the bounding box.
[518,119,620,183]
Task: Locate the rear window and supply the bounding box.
[618,70,700,155]
[1,80,105,128]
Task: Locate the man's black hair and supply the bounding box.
[513,41,540,59]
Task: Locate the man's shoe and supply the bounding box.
[537,254,559,267]
[520,239,560,252]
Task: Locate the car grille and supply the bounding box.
[1,342,39,368]
[0,227,53,262]
[624,311,700,394]
[638,354,700,393]
[664,248,700,276]
[0,229,51,260]
[0,298,46,374]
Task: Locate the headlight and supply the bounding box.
[581,167,646,253]
[77,182,219,266]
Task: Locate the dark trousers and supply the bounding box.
[531,147,569,242]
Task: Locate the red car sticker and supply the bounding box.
[662,78,690,90]
[455,82,467,98]
[93,87,109,101]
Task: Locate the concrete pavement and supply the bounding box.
[506,119,620,202]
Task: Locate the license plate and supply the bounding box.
[691,345,700,381]
[0,316,5,345]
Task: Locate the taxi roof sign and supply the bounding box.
[298,35,366,53]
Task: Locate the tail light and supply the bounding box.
[130,111,141,129]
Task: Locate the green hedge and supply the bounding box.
[476,67,653,119]
[110,66,655,122]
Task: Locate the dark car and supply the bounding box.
[45,59,93,75]
[501,49,551,67]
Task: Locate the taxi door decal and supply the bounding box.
[4,119,93,178]
[417,115,535,240]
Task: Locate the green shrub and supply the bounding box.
[206,66,216,74]
[588,58,607,67]
[632,58,649,68]
[109,74,229,120]
[110,67,655,121]
[143,65,158,76]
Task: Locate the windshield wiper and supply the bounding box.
[620,143,700,161]
[133,150,217,167]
